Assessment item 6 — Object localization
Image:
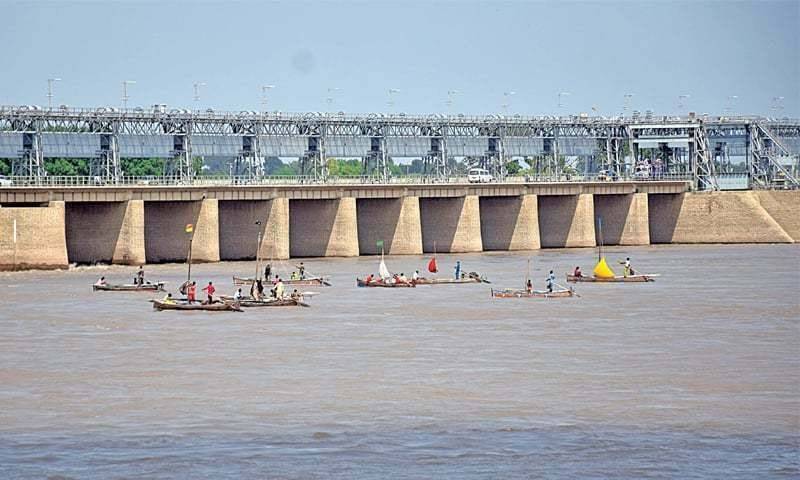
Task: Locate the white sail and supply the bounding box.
[379,257,392,279]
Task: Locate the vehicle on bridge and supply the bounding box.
[467,168,493,183]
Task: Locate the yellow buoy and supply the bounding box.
[593,257,616,279]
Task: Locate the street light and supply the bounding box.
[387,88,400,110]
[772,96,785,114]
[726,95,739,116]
[122,80,136,109]
[326,87,340,110]
[446,89,460,111]
[502,91,515,114]
[193,82,207,105]
[557,91,571,110]
[47,77,61,109]
[623,93,635,115]
[677,94,690,112]
[261,84,275,111]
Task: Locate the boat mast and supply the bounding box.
[254,220,263,282]
[597,216,603,261]
[186,225,195,284]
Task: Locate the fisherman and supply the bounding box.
[255,279,264,300]
[162,292,176,304]
[95,276,108,286]
[298,262,306,279]
[234,288,243,300]
[365,273,374,284]
[620,257,633,277]
[136,266,145,286]
[273,274,280,285]
[187,281,197,304]
[526,279,533,293]
[291,271,299,281]
[275,278,285,299]
[202,281,216,304]
[290,289,301,300]
[264,263,272,282]
[546,270,556,293]
[454,260,462,280]
[412,270,420,282]
[573,266,583,278]
[399,272,408,284]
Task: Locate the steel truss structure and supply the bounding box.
[0,106,798,190]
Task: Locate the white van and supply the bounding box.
[467,168,493,183]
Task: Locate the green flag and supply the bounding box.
[376,240,384,249]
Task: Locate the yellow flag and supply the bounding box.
[593,257,616,279]
[185,224,194,233]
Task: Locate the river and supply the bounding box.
[1,244,798,478]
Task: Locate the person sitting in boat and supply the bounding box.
[273,274,280,285]
[573,266,583,278]
[264,263,272,282]
[202,281,216,304]
[298,262,306,279]
[546,270,556,293]
[234,288,243,300]
[454,260,462,280]
[95,276,108,286]
[398,272,409,284]
[365,273,374,284]
[162,293,176,304]
[412,270,420,282]
[526,279,533,293]
[291,271,299,281]
[290,289,301,300]
[187,281,197,304]
[275,278,285,299]
[136,266,145,286]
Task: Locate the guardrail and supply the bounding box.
[0,173,695,188]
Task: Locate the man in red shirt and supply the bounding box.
[202,281,216,304]
[187,281,197,304]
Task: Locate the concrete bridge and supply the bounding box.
[0,181,798,270]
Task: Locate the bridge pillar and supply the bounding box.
[753,191,800,242]
[219,199,289,260]
[538,194,596,248]
[648,192,792,243]
[290,198,359,257]
[65,200,145,265]
[357,196,423,255]
[593,193,650,245]
[0,201,68,270]
[479,194,540,250]
[420,195,483,253]
[145,199,220,263]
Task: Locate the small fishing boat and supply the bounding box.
[93,282,165,292]
[566,273,657,283]
[233,276,331,287]
[229,298,310,308]
[151,300,242,312]
[414,272,490,285]
[491,288,575,298]
[356,278,416,288]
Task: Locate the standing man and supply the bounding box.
[264,263,272,282]
[202,281,216,304]
[275,278,285,299]
[136,266,145,286]
[546,270,556,293]
[187,281,197,304]
[298,262,306,279]
[454,260,462,280]
[622,257,632,276]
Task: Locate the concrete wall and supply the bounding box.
[357,197,423,255]
[290,198,359,257]
[419,195,483,253]
[649,191,793,244]
[754,191,800,242]
[219,199,290,260]
[145,199,220,263]
[593,193,650,246]
[479,194,540,250]
[65,200,145,265]
[0,201,69,270]
[538,194,596,248]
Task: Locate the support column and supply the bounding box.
[191,199,220,262]
[65,200,145,265]
[219,199,289,261]
[290,198,359,257]
[145,199,220,263]
[479,194,540,251]
[357,196,423,255]
[112,200,146,265]
[538,194,596,248]
[420,195,483,253]
[0,201,68,270]
[593,193,650,246]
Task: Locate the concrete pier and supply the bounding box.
[648,192,793,244]
[0,201,69,270]
[593,193,650,246]
[219,199,290,260]
[290,198,359,257]
[420,195,483,253]
[538,194,596,248]
[357,197,423,255]
[479,194,540,250]
[65,200,145,265]
[754,191,800,242]
[144,199,220,263]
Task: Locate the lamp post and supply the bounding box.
[502,91,515,114]
[122,80,136,109]
[677,94,690,113]
[445,89,459,112]
[623,93,634,116]
[771,96,785,114]
[326,87,340,111]
[47,77,61,109]
[193,82,207,105]
[387,88,400,111]
[557,91,571,110]
[726,95,739,117]
[261,84,275,111]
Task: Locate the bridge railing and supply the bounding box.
[0,173,694,188]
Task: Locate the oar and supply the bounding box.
[556,282,580,298]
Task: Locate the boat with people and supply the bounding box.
[151,299,243,312]
[93,282,165,292]
[412,252,490,285]
[491,287,575,298]
[232,276,331,287]
[223,297,310,308]
[357,241,416,287]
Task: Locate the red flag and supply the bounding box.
[427,257,438,273]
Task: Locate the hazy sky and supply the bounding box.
[1,0,798,116]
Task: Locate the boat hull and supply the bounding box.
[356,278,416,288]
[566,274,655,283]
[491,288,574,298]
[414,277,488,285]
[152,300,242,312]
[93,282,164,292]
[233,276,330,287]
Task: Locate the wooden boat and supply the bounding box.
[93,282,165,292]
[491,288,575,298]
[233,276,331,287]
[414,274,489,285]
[566,274,657,283]
[230,298,309,308]
[357,278,416,288]
[151,300,243,312]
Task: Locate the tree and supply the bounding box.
[0,158,10,176]
[327,158,362,176]
[121,158,165,177]
[44,158,89,176]
[505,159,522,175]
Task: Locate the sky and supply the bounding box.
[1,0,798,117]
